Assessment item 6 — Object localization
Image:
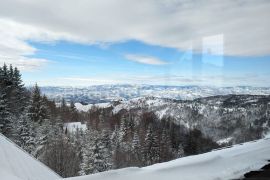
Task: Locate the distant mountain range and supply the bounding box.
[40,85,270,104]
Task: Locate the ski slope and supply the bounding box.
[65,137,270,180]
[0,133,61,180]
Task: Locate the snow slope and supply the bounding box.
[64,137,270,180]
[0,133,61,180]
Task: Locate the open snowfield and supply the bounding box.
[64,122,87,133]
[0,134,60,180]
[65,137,270,180]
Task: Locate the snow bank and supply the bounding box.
[64,137,270,180]
[0,134,61,180]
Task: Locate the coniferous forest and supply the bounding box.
[0,64,220,177]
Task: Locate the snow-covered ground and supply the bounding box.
[0,134,60,180]
[65,137,270,180]
[64,122,87,133]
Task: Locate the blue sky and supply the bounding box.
[0,0,269,87]
[20,40,270,87]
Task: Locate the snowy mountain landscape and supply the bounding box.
[1,0,270,179]
[1,64,270,180]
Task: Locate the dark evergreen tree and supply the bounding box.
[0,91,11,136]
[143,125,160,165]
[27,84,48,124]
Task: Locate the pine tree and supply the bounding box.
[91,138,109,173]
[60,98,69,122]
[27,84,48,124]
[131,131,141,166]
[119,117,127,142]
[17,113,36,154]
[70,101,79,122]
[143,125,160,165]
[160,129,173,162]
[10,66,26,114]
[79,130,94,175]
[0,91,11,136]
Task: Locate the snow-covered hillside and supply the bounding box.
[75,102,111,112]
[109,95,270,143]
[65,136,270,180]
[0,134,61,180]
[41,85,270,104]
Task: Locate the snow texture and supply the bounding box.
[0,133,61,180]
[65,137,270,180]
[64,122,87,133]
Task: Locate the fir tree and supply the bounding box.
[131,131,141,166]
[143,125,160,165]
[27,84,48,124]
[0,91,11,136]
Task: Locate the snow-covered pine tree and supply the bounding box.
[91,139,109,173]
[119,116,128,142]
[143,125,160,165]
[10,66,26,114]
[131,131,141,166]
[16,113,36,154]
[0,64,12,137]
[160,129,173,162]
[100,129,113,169]
[79,129,94,175]
[27,84,47,124]
[0,90,11,136]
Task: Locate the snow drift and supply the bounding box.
[65,137,270,180]
[0,133,61,180]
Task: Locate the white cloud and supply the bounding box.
[0,0,269,71]
[124,54,167,65]
[0,19,57,71]
[0,57,49,71]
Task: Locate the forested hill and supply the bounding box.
[85,94,269,144]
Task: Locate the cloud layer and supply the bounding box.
[0,0,269,70]
[125,54,167,65]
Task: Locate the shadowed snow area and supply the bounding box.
[65,137,270,180]
[0,134,61,180]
